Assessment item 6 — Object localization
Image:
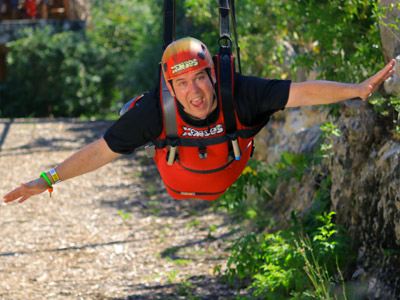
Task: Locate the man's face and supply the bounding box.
[171,69,216,120]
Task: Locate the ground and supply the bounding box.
[0,119,243,300]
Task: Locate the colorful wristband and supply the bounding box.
[40,172,53,197]
[40,172,52,188]
[49,168,61,184]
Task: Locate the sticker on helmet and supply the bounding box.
[171,59,199,74]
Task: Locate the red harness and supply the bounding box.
[153,87,256,200]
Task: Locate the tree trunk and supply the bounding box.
[68,0,91,21]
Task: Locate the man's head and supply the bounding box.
[161,37,217,120]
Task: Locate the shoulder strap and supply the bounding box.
[162,0,179,164]
[161,71,178,139]
[217,0,241,160]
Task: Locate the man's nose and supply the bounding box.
[189,80,201,92]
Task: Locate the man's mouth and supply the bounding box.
[190,97,204,108]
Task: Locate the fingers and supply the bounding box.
[3,183,33,204]
[18,195,30,204]
[362,59,396,99]
[3,178,49,204]
[3,186,23,203]
[378,59,396,81]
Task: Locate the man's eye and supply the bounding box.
[178,81,187,88]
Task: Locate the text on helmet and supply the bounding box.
[171,59,199,74]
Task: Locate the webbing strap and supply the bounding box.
[162,0,179,154]
[163,0,175,49]
[217,0,241,159]
[161,73,178,140]
[230,0,241,73]
[218,0,230,39]
[218,52,237,135]
[153,125,263,148]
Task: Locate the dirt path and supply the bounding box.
[0,119,242,300]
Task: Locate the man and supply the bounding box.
[3,37,396,203]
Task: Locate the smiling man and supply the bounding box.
[3,37,396,204]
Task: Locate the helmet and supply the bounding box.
[161,37,214,81]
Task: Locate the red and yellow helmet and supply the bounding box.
[161,37,215,82]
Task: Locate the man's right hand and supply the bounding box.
[3,178,49,204]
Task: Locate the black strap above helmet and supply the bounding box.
[161,0,179,164]
[163,0,175,49]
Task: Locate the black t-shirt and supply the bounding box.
[104,73,291,154]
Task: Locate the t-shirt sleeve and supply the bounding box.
[103,91,162,154]
[234,73,291,125]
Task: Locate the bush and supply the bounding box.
[2,27,118,117]
[225,211,353,299]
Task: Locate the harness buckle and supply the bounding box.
[167,146,177,165]
[198,146,207,159]
[227,133,241,161]
[231,139,241,160]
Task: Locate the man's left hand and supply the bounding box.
[358,59,396,100]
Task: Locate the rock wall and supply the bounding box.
[256,101,400,299]
[379,0,400,96]
[378,0,400,63]
[330,101,400,299]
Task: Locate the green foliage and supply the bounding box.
[1,0,162,117]
[370,95,400,137]
[216,159,272,223]
[319,122,342,159]
[185,0,383,80]
[274,152,312,182]
[220,121,352,298]
[117,209,131,222]
[2,27,117,117]
[89,0,162,98]
[216,152,312,229]
[224,211,353,299]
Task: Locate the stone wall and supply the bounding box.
[256,101,400,298]
[330,101,400,299]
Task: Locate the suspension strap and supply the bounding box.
[219,0,230,39]
[163,0,175,49]
[230,0,241,73]
[218,0,241,73]
[217,0,241,160]
[162,0,178,165]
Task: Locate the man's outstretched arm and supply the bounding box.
[3,138,120,204]
[286,59,396,107]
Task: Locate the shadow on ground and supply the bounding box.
[98,151,225,219]
[114,275,242,300]
[0,119,112,157]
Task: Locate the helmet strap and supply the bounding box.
[205,68,216,86]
